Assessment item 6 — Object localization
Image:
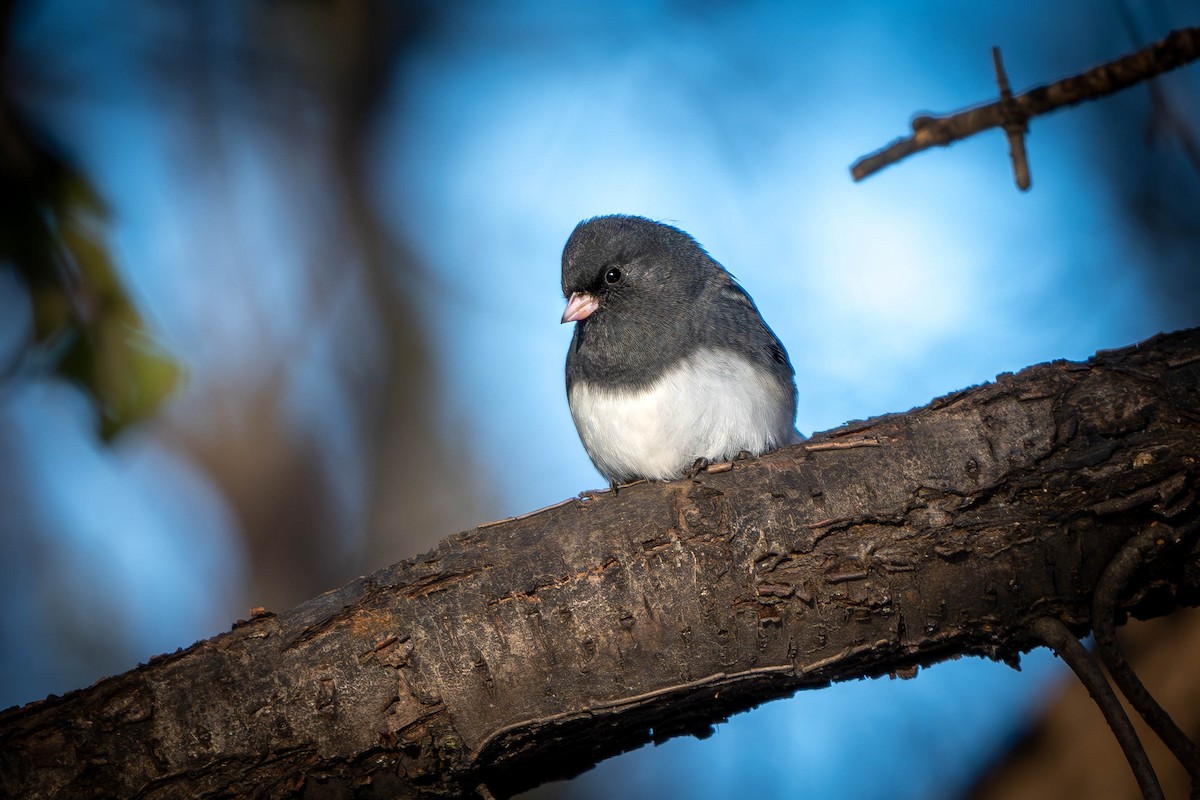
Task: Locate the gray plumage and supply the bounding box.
[561,215,800,484]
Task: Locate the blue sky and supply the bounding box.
[3,2,1199,798]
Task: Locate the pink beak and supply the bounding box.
[561,291,600,324]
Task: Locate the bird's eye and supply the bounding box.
[604,267,623,285]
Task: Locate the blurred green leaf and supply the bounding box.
[1,109,180,439]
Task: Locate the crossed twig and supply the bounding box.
[851,27,1200,191]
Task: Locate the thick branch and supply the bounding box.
[851,27,1200,185]
[3,329,1200,799]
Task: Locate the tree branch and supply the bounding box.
[3,328,1200,799]
[850,27,1200,188]
[1029,616,1163,800]
[1092,529,1200,784]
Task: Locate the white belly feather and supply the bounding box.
[569,347,797,482]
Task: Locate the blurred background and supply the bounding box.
[2,1,1199,798]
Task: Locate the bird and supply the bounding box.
[560,214,801,486]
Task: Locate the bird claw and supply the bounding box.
[687,457,710,478]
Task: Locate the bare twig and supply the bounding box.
[804,437,882,452]
[851,27,1200,185]
[477,497,581,529]
[1092,527,1200,785]
[991,46,1032,190]
[1030,616,1164,800]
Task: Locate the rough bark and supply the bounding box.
[3,329,1199,800]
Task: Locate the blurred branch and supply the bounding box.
[2,328,1200,799]
[851,26,1200,190]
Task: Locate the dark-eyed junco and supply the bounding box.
[561,214,801,485]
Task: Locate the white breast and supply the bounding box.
[569,347,797,482]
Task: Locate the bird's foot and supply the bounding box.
[687,457,711,478]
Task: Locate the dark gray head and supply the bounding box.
[560,215,715,327]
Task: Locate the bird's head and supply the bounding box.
[560,215,712,326]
